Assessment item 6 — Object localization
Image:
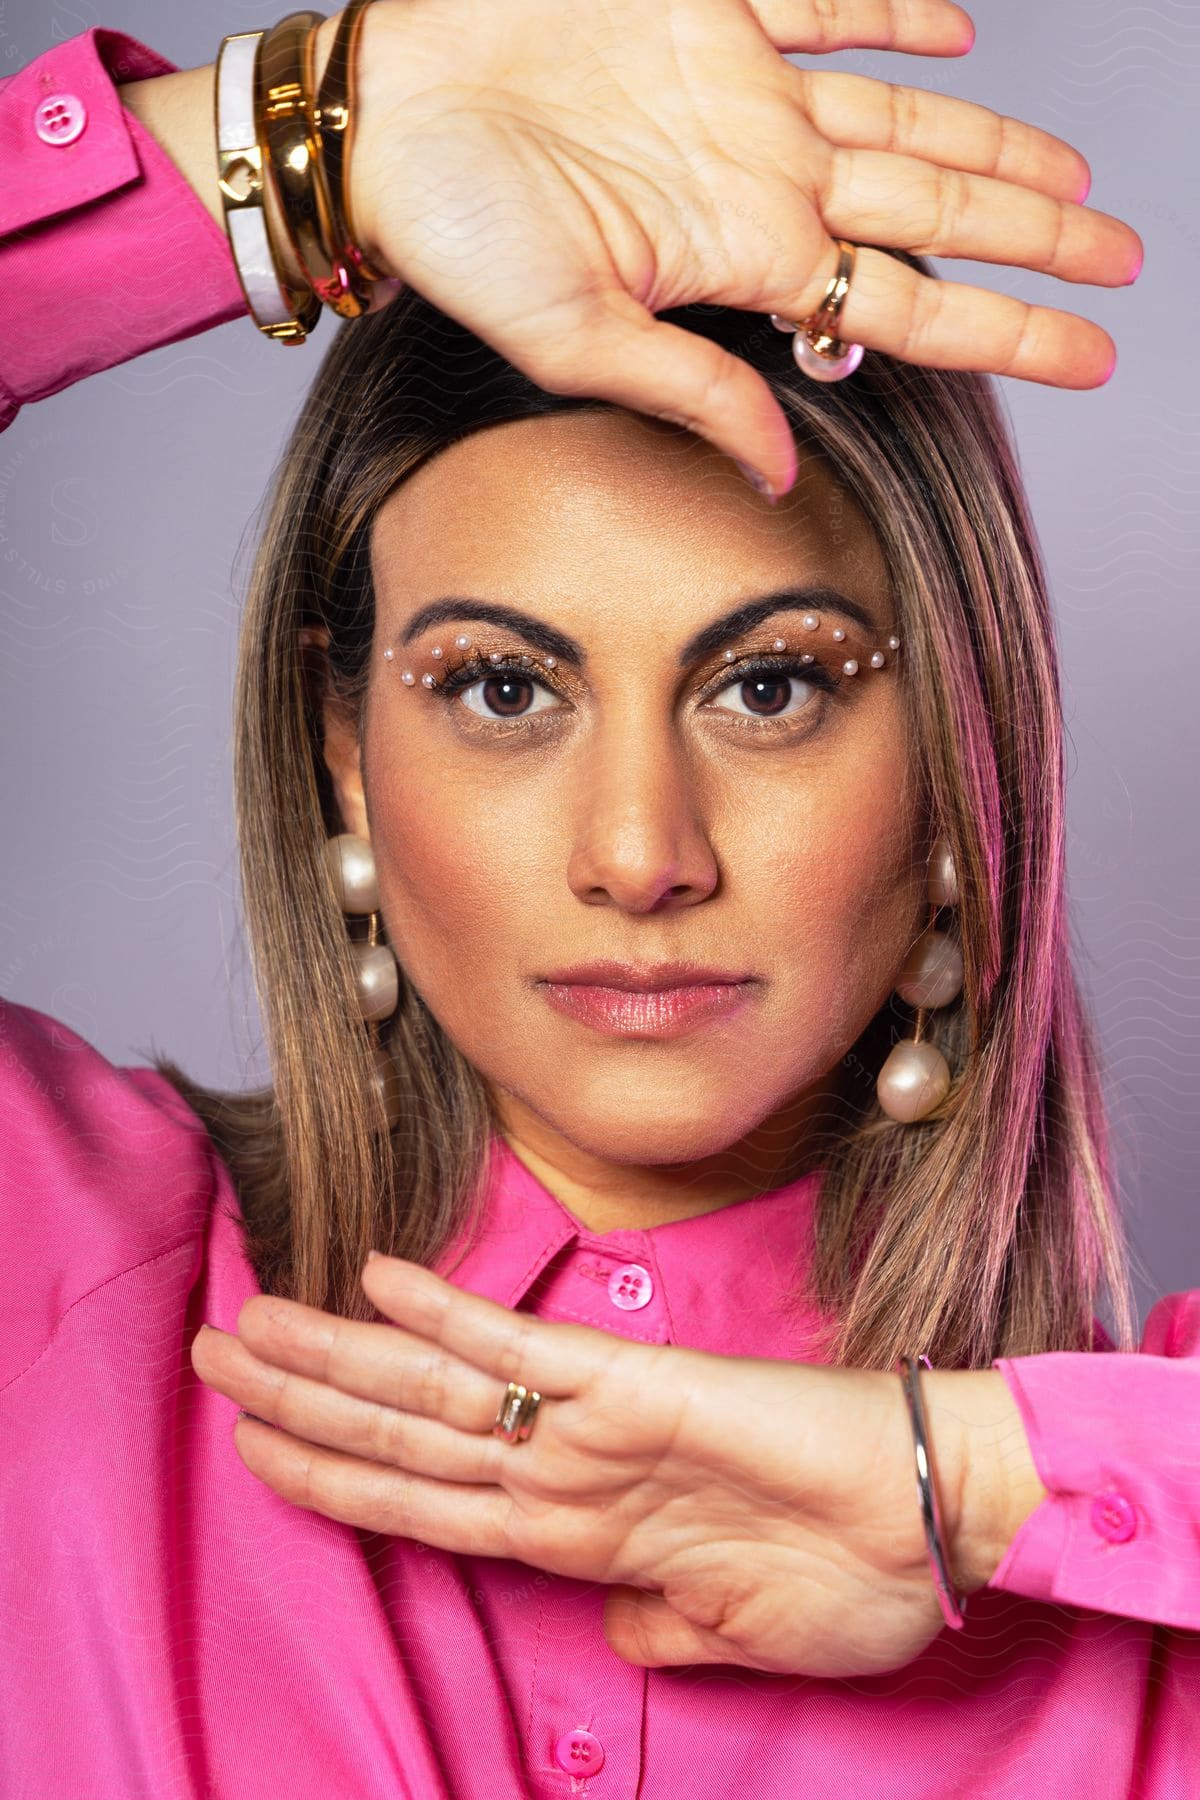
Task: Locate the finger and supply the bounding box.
[603,1584,736,1669]
[755,0,976,58]
[815,148,1139,287]
[771,238,1120,393]
[233,1413,519,1555]
[196,1321,506,1482]
[363,1256,630,1398]
[227,1297,508,1430]
[793,69,1090,203]
[510,283,800,500]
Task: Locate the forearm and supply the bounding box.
[118,12,344,293]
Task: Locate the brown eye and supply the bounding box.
[710,670,821,719]
[458,672,559,719]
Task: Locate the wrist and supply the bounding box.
[920,1368,1049,1595]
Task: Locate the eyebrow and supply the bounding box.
[399,586,880,667]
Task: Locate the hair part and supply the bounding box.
[158,254,1137,1369]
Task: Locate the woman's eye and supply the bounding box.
[458,671,560,719]
[708,670,820,720]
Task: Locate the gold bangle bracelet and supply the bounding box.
[215,27,322,343]
[313,0,392,290]
[258,8,374,320]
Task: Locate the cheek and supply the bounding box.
[743,706,925,1010]
[362,724,542,1005]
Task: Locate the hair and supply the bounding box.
[156,249,1138,1370]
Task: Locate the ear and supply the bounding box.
[301,626,370,840]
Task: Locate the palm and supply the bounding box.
[346,0,1141,480]
[495,1344,948,1676]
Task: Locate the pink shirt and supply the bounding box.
[2,997,1199,1796]
[1,28,1199,1796]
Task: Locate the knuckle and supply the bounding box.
[937,167,973,246]
[403,1347,453,1415]
[997,306,1036,380]
[890,82,921,156]
[994,109,1014,182]
[496,1314,540,1386]
[899,277,938,363]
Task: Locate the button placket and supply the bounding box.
[553,1728,605,1775]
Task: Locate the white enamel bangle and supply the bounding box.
[214,28,322,344]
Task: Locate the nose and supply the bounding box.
[565,718,719,912]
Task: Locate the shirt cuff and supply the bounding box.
[985,1292,1200,1630]
[0,26,248,420]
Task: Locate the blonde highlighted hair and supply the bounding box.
[159,252,1137,1370]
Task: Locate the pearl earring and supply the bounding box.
[875,836,963,1124]
[323,832,402,1127]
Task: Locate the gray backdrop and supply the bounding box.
[2,1,1195,1327]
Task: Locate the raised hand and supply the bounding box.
[340,0,1143,493]
[190,1252,1043,1677]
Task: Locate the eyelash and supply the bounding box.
[431,650,841,730]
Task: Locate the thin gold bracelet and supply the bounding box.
[312,0,393,291]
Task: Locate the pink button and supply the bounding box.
[35,92,88,146]
[553,1729,605,1775]
[1090,1491,1136,1543]
[607,1263,653,1311]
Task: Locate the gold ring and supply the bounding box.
[801,239,857,358]
[492,1380,542,1444]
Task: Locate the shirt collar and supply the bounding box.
[432,1133,835,1360]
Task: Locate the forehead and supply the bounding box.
[370,409,889,638]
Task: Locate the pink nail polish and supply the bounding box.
[734,458,776,499]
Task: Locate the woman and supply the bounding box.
[2,1,1194,1796]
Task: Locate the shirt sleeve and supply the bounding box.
[985,1290,1200,1630]
[0,25,249,434]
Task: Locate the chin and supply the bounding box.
[516,1072,785,1168]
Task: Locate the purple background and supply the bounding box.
[2,2,1196,1327]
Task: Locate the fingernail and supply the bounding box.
[366,1248,381,1261]
[734,458,776,500]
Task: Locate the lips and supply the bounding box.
[535,960,753,993]
[536,979,759,1036]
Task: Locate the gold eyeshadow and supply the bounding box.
[381,610,901,696]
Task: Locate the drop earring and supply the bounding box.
[875,837,963,1124]
[323,831,402,1126]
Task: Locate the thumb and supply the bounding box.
[602,1584,735,1668]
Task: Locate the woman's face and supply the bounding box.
[324,409,928,1210]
